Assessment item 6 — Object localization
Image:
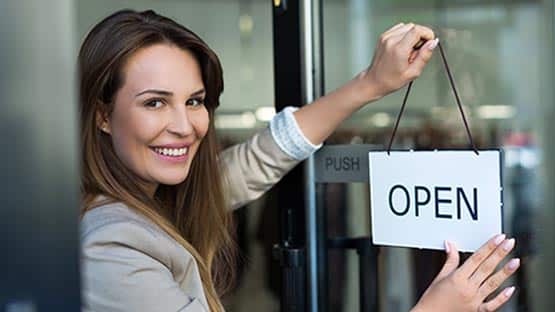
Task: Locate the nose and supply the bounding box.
[167,105,194,137]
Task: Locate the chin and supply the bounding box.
[156,176,187,186]
[154,168,191,186]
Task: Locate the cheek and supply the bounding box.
[191,107,210,139]
[110,115,134,154]
[109,109,163,165]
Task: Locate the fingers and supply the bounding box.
[378,23,435,51]
[406,38,438,75]
[369,22,437,94]
[379,23,437,81]
[383,22,406,36]
[379,23,414,44]
[457,234,506,278]
[431,241,460,284]
[478,258,520,300]
[399,25,435,52]
[408,37,435,64]
[469,238,515,286]
[478,286,516,312]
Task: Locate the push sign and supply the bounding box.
[369,150,503,252]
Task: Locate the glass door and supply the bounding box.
[319,0,555,311]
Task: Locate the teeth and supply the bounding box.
[154,147,188,157]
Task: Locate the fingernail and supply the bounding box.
[494,233,506,246]
[504,286,516,298]
[444,240,450,253]
[502,238,515,251]
[427,38,439,50]
[508,258,520,270]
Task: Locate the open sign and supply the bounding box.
[369,150,503,252]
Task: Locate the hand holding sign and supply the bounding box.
[411,235,520,312]
[364,23,518,312]
[358,23,438,101]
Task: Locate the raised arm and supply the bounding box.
[219,23,437,209]
[293,23,437,145]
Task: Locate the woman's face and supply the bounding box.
[101,44,209,195]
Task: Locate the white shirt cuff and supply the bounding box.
[269,106,323,160]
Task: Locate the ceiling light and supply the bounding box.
[476,105,515,119]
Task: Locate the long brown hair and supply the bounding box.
[78,9,235,311]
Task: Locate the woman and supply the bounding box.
[79,9,519,312]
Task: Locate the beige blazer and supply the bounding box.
[80,128,302,311]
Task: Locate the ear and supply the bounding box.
[96,109,111,135]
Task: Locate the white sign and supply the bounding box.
[369,151,503,252]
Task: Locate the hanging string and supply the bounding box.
[386,80,412,155]
[386,40,479,155]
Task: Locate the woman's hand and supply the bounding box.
[358,22,438,101]
[291,22,438,146]
[411,235,520,312]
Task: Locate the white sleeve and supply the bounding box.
[269,106,323,160]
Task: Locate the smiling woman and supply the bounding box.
[79,10,235,311]
[100,45,209,194]
[78,9,518,312]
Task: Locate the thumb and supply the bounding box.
[409,38,438,72]
[432,240,460,285]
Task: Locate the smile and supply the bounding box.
[152,147,188,157]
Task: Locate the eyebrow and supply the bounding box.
[135,88,205,97]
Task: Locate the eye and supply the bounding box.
[144,99,165,109]
[186,97,205,107]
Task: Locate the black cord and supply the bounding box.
[386,40,479,155]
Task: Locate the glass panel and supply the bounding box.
[323,1,552,311]
[1,1,81,310]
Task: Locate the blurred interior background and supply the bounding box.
[1,0,554,311]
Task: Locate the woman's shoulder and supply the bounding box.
[80,199,155,239]
[80,198,185,265]
[80,202,193,272]
[80,199,208,311]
